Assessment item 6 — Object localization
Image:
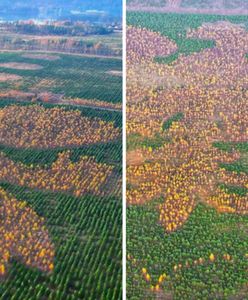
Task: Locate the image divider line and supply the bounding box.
[122,0,127,299]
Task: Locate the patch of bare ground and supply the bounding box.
[32,91,122,111]
[0,90,36,100]
[0,62,43,70]
[107,70,122,76]
[0,89,121,111]
[130,63,185,90]
[155,290,173,300]
[0,73,22,82]
[35,92,122,111]
[228,284,248,300]
[0,90,62,103]
[36,92,64,103]
[127,150,146,165]
[62,98,122,111]
[104,173,122,197]
[145,288,174,300]
[237,222,248,234]
[21,54,60,61]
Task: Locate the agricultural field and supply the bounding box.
[0,37,122,299]
[0,51,122,104]
[126,11,248,300]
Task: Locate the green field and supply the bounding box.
[127,201,248,300]
[0,52,122,103]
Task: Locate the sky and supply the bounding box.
[0,0,122,21]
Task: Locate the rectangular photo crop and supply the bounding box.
[0,1,122,299]
[126,1,248,299]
